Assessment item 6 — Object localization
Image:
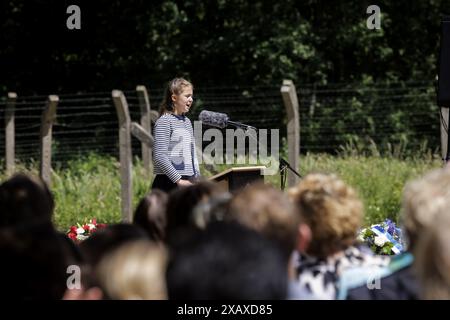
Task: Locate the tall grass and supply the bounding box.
[0,153,442,231]
[298,153,442,225]
[51,154,155,230]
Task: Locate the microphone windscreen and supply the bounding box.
[199,110,229,129]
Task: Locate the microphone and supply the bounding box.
[199,110,256,130]
[199,110,229,129]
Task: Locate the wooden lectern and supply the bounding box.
[209,166,265,192]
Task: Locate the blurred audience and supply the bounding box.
[3,168,449,301]
[0,226,80,299]
[0,173,54,229]
[79,223,149,268]
[190,192,232,228]
[340,167,450,299]
[415,210,450,299]
[133,189,168,242]
[226,183,300,263]
[96,240,168,299]
[288,173,389,299]
[166,221,287,299]
[165,180,223,248]
[0,174,82,300]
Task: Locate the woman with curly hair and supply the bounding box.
[288,173,389,299]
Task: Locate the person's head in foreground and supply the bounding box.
[227,183,300,263]
[401,167,450,252]
[166,221,287,299]
[133,190,168,242]
[0,173,55,229]
[96,240,168,300]
[402,167,450,299]
[288,173,363,258]
[288,173,389,299]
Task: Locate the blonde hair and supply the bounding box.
[227,183,300,260]
[159,77,193,115]
[96,241,168,300]
[288,173,363,258]
[415,210,450,299]
[401,167,450,251]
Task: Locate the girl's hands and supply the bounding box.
[176,179,193,187]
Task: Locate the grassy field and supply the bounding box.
[297,154,442,225]
[0,153,442,232]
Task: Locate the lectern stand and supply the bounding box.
[209,166,265,192]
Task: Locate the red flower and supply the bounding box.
[66,218,107,243]
[68,233,77,240]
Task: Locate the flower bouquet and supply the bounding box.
[358,219,405,255]
[67,218,107,243]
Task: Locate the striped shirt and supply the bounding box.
[153,113,200,183]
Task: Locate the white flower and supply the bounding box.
[76,227,85,234]
[357,229,366,242]
[87,224,96,230]
[76,234,88,241]
[374,235,388,247]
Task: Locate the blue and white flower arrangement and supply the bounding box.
[358,219,405,255]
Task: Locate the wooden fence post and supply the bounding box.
[281,80,300,187]
[136,85,153,177]
[131,122,154,148]
[5,92,17,175]
[150,110,159,123]
[39,95,59,187]
[112,90,133,223]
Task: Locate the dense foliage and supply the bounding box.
[1,0,450,93]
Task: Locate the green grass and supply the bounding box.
[0,153,442,232]
[297,153,442,225]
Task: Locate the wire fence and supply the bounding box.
[0,81,441,166]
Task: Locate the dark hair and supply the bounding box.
[166,221,288,299]
[133,190,168,242]
[227,183,300,263]
[165,180,222,245]
[159,77,193,115]
[0,226,81,299]
[79,223,149,268]
[0,173,54,229]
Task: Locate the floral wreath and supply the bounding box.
[358,219,405,255]
[67,218,107,243]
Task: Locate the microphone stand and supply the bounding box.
[445,107,450,164]
[226,122,302,191]
[279,158,302,191]
[227,120,257,131]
